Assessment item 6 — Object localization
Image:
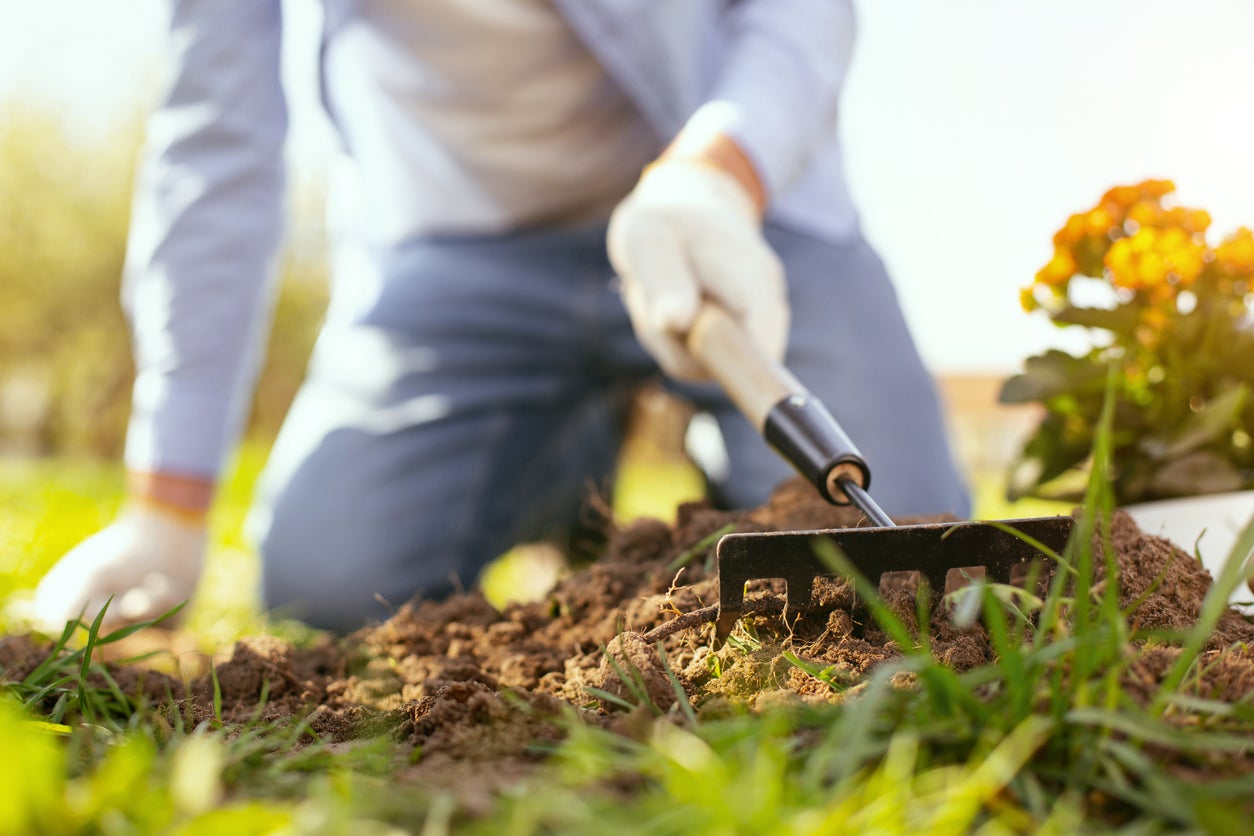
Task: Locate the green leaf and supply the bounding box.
[1006,413,1094,500]
[1145,450,1245,498]
[1151,384,1249,459]
[1215,330,1254,380]
[999,350,1107,404]
[1051,302,1141,338]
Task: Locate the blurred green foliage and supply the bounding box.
[0,100,328,459]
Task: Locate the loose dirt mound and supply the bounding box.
[5,479,1254,786]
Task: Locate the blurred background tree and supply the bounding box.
[0,99,328,460]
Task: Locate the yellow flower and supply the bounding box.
[1125,199,1163,229]
[1157,227,1204,286]
[1104,226,1206,293]
[1139,252,1168,288]
[1216,227,1254,275]
[1105,238,1135,285]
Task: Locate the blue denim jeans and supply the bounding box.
[249,223,970,630]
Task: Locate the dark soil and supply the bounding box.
[4,477,1254,801]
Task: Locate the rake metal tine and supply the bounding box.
[924,570,948,598]
[710,517,1075,645]
[714,607,742,646]
[988,564,1014,586]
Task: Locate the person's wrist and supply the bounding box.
[654,132,767,217]
[127,470,215,526]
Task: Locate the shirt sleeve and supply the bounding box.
[122,0,289,480]
[688,0,856,199]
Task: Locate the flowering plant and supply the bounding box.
[1001,180,1254,504]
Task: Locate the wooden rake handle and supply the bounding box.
[686,303,801,430]
[684,302,886,522]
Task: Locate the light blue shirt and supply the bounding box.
[122,0,861,479]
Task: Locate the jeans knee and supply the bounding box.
[252,494,404,631]
[251,482,495,632]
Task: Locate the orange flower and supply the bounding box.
[1053,212,1088,249]
[1137,179,1176,201]
[1162,206,1212,235]
[1035,248,1077,288]
[1084,206,1116,237]
[1141,304,1169,332]
[1136,304,1170,348]
[1103,179,1174,212]
[1101,184,1142,209]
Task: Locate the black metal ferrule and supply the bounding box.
[763,393,871,506]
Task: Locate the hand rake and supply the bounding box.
[685,303,1074,643]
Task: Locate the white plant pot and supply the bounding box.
[1122,490,1254,610]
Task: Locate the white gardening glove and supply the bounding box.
[32,505,207,632]
[608,160,788,381]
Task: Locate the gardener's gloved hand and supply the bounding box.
[608,134,787,381]
[32,503,207,632]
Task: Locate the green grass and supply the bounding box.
[0,681,414,835]
[6,404,1254,833]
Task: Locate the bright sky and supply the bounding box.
[2,0,1252,373]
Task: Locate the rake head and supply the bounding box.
[713,516,1075,643]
